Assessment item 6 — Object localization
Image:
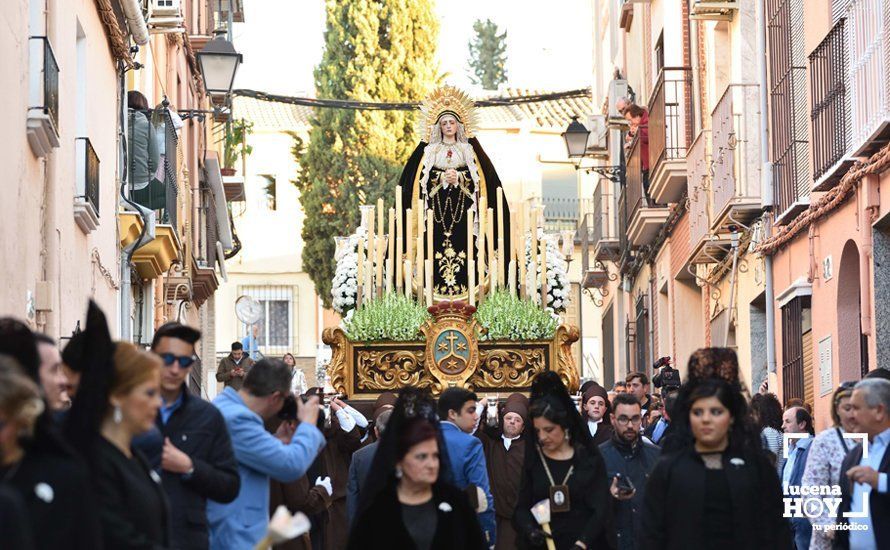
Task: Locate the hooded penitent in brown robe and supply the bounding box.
[582,382,614,447]
[477,393,529,550]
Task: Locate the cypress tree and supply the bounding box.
[468,19,508,90]
[295,0,439,308]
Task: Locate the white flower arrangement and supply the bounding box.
[330,229,365,316]
[523,230,570,314]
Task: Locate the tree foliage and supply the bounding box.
[294,0,439,308]
[468,19,507,90]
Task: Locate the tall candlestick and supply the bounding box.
[497,188,505,289]
[540,235,548,307]
[404,260,412,298]
[364,260,373,302]
[388,208,395,291]
[356,235,365,307]
[416,235,424,302]
[386,257,393,294]
[486,207,495,290]
[377,198,384,241]
[395,188,403,291]
[417,200,424,246]
[376,236,384,297]
[468,261,476,306]
[518,203,526,299]
[478,199,486,299]
[467,209,474,264]
[426,213,434,301]
[508,259,517,296]
[406,208,413,272]
[425,259,433,306]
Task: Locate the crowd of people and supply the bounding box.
[0,301,889,550]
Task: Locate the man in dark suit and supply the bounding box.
[134,323,241,550]
[835,378,890,550]
[644,388,677,446]
[346,408,392,526]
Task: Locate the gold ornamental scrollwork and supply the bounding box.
[355,349,429,392]
[554,324,581,393]
[322,327,349,395]
[470,347,547,390]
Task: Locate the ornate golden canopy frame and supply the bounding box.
[323,302,580,399]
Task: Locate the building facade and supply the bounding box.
[584,0,890,430]
[1,0,241,396]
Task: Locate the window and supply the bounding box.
[634,294,650,374]
[239,286,295,354]
[765,0,811,216]
[781,296,811,402]
[655,33,664,75]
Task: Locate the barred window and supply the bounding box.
[239,286,295,355]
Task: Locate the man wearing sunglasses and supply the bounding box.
[134,323,240,550]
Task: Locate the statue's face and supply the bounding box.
[439,115,458,139]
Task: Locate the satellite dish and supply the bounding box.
[235,295,263,325]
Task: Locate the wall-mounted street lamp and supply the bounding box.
[561,115,623,183]
[196,34,242,97]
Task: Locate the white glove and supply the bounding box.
[314,476,332,496]
[335,408,357,432]
[344,405,369,429]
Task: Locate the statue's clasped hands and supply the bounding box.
[444,168,459,186]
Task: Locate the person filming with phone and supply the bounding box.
[598,393,660,550]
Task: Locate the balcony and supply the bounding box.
[543,197,595,232]
[810,19,855,191]
[626,136,670,247]
[27,37,60,157]
[690,0,739,20]
[131,224,182,280]
[710,84,763,232]
[592,180,620,262]
[74,138,100,234]
[848,0,890,157]
[648,67,693,205]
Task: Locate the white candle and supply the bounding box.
[425,259,434,306]
[487,207,495,290]
[386,257,393,294]
[404,260,413,298]
[508,259,517,296]
[388,207,395,291]
[468,260,476,306]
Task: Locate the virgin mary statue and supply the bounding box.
[399,86,511,301]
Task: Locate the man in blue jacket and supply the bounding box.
[207,358,325,549]
[438,387,496,547]
[780,406,814,550]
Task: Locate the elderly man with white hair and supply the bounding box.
[834,378,890,550]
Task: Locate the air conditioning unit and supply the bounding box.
[151,0,181,17]
[585,115,608,157]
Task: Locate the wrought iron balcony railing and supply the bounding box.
[686,132,711,249]
[649,67,693,175]
[847,0,890,156]
[76,137,100,215]
[30,36,59,133]
[543,197,595,232]
[809,18,850,182]
[711,84,762,228]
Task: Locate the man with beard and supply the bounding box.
[477,393,528,550]
[599,393,660,550]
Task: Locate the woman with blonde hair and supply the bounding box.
[65,302,170,549]
[800,381,857,549]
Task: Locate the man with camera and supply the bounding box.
[207,358,324,550]
[652,356,680,392]
[599,393,660,550]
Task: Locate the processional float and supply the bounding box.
[323,86,580,401]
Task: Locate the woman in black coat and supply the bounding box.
[513,372,612,550]
[349,389,486,550]
[642,348,791,550]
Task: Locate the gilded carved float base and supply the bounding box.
[322,321,580,400]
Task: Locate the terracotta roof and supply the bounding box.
[232,96,313,132]
[233,89,593,132]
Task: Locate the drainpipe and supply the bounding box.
[860,175,878,345]
[756,0,778,378]
[120,0,149,45]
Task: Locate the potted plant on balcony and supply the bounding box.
[221,119,253,176]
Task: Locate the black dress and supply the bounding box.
[513,444,612,550]
[347,480,486,550]
[1,436,102,550]
[641,447,791,550]
[93,437,171,549]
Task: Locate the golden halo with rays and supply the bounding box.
[417,85,479,141]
